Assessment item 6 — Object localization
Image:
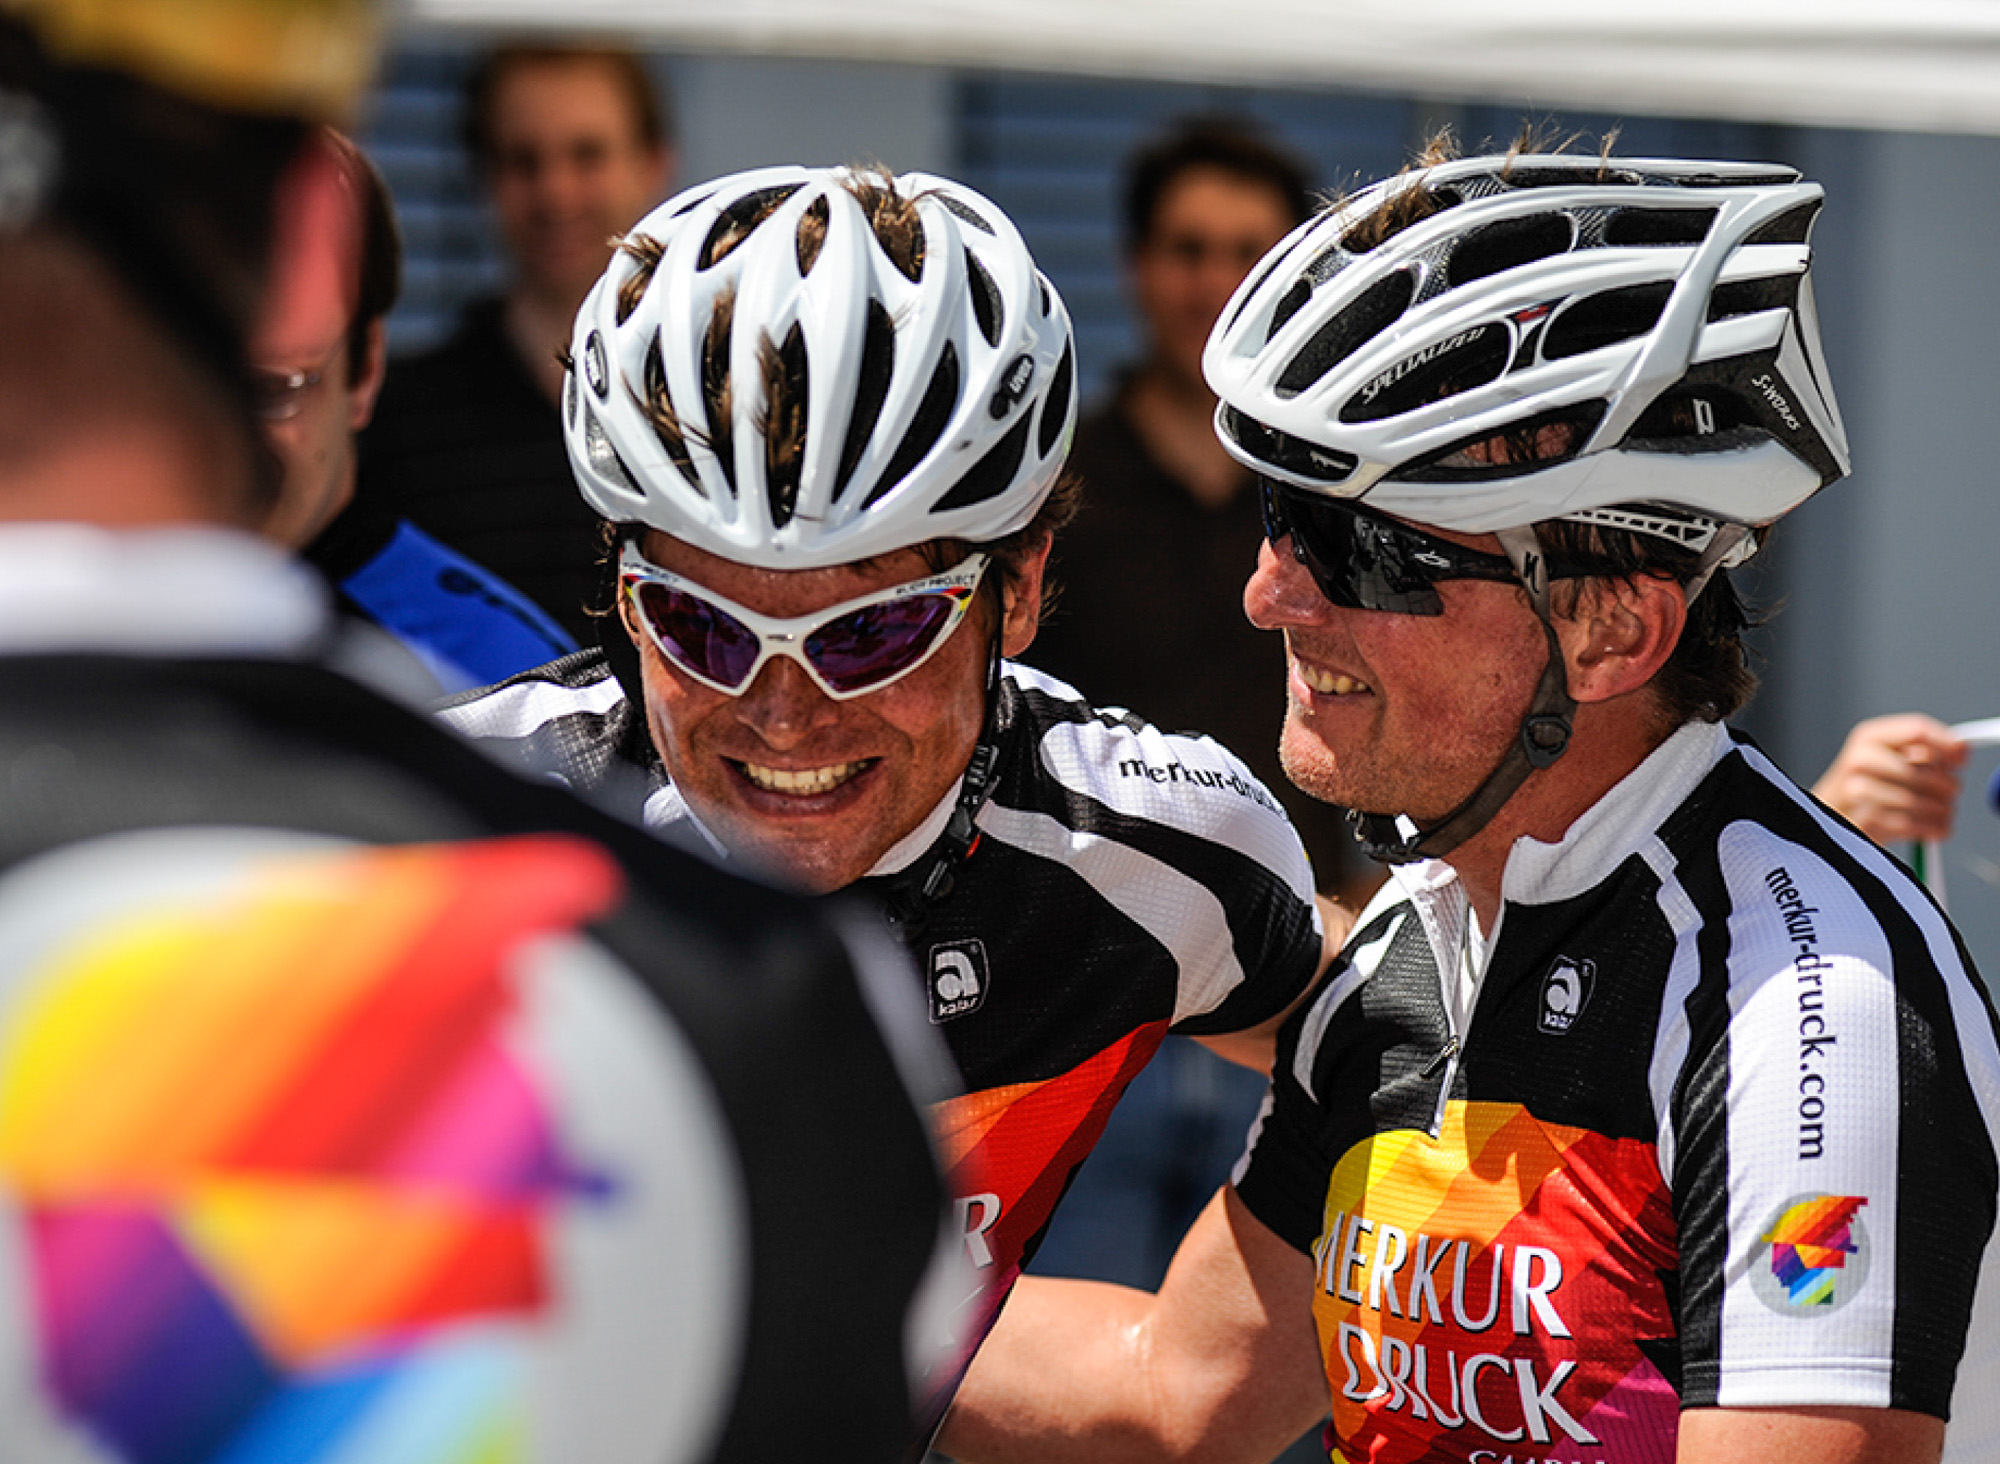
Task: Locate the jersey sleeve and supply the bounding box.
[998,667,1326,1037]
[1231,974,1343,1255]
[1668,811,2000,1418]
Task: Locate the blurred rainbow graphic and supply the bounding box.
[0,836,623,1464]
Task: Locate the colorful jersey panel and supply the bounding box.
[0,618,962,1464]
[1239,722,2000,1464]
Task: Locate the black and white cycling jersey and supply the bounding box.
[445,651,1326,1347]
[1236,718,2000,1464]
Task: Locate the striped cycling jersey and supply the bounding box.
[443,651,1325,1341]
[1236,718,2000,1464]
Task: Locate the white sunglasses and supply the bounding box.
[619,541,991,701]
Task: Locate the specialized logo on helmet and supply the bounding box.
[584,330,611,399]
[1538,956,1595,1034]
[1751,371,1803,432]
[928,939,990,1022]
[1751,1194,1870,1315]
[1356,325,1493,406]
[989,353,1036,420]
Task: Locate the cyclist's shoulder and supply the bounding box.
[992,660,1314,889]
[440,649,624,731]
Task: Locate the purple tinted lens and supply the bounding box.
[807,595,957,693]
[636,583,762,688]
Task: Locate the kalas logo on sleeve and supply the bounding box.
[1751,1193,1871,1315]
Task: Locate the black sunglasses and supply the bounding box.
[1259,480,1573,616]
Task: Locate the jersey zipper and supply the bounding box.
[1425,1033,1459,1138]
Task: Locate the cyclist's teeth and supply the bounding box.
[740,760,865,795]
[1300,663,1369,696]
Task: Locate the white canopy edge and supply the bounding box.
[401,0,2000,137]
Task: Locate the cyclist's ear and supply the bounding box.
[1556,572,1686,707]
[998,536,1053,659]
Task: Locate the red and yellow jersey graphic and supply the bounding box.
[1313,1101,1679,1464]
[930,1019,1167,1327]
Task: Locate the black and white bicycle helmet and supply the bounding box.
[565,165,1077,569]
[1205,152,1849,566]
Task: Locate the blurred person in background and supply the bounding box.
[0,3,962,1457]
[256,123,577,692]
[359,43,674,646]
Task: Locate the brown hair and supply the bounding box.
[461,45,672,170]
[1123,114,1315,251]
[1537,519,1762,727]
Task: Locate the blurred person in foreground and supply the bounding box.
[255,123,577,691]
[359,43,674,645]
[0,3,959,1459]
[942,145,2000,1464]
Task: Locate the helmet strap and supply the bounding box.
[879,621,1006,940]
[1348,524,1577,866]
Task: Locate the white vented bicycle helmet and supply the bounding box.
[1204,153,1849,559]
[565,165,1077,569]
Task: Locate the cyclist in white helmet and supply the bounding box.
[442,164,1335,1443]
[941,143,2000,1464]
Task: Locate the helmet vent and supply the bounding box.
[671,185,720,218]
[616,234,666,324]
[1504,164,1629,191]
[1228,246,1301,336]
[1544,282,1672,361]
[834,301,897,502]
[1220,405,1358,483]
[966,249,1003,347]
[1706,276,1797,321]
[1604,207,1715,246]
[761,323,810,528]
[1446,212,1576,286]
[796,194,832,276]
[698,184,803,270]
[702,290,737,493]
[1275,268,1414,399]
[938,415,1030,512]
[936,191,997,235]
[865,341,960,507]
[1038,344,1075,460]
[642,335,705,492]
[1745,202,1819,246]
[1397,402,1606,481]
[1267,277,1314,341]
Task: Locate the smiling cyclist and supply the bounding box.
[440,163,1337,1439]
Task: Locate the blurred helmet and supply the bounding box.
[566,165,1077,569]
